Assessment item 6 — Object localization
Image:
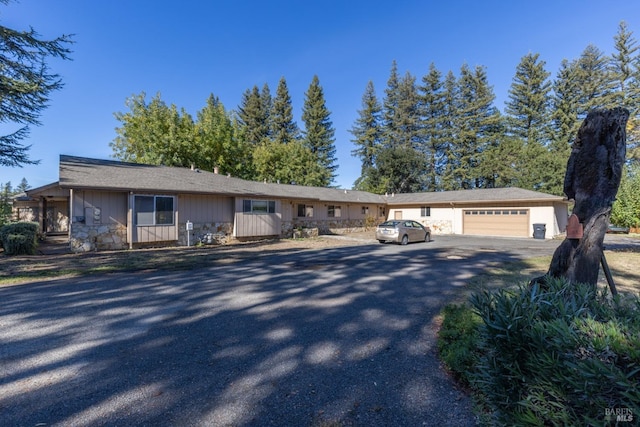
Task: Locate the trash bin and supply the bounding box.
[533,223,546,239]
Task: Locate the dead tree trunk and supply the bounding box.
[532,108,629,289]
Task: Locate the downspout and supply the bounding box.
[68,188,73,242]
[450,202,455,234]
[128,192,133,250]
[40,196,47,234]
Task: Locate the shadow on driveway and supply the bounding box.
[0,241,551,426]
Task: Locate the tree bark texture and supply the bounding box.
[536,108,629,288]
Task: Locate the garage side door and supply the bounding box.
[463,209,529,237]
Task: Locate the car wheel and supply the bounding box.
[401,235,409,245]
[424,232,431,242]
[378,240,385,244]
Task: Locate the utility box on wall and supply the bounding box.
[84,207,101,225]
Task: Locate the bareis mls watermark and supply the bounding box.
[605,407,634,423]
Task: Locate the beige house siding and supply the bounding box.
[134,224,177,243]
[233,197,282,238]
[175,194,235,245]
[69,190,129,251]
[71,190,128,225]
[179,194,234,223]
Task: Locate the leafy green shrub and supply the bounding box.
[0,222,38,255]
[437,303,482,386]
[468,278,640,426]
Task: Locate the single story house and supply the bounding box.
[13,155,570,252]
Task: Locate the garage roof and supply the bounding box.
[383,187,566,205]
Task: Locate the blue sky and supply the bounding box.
[2,0,640,190]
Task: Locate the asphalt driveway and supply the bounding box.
[0,236,562,426]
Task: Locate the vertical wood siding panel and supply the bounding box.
[180,194,233,223]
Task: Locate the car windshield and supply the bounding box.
[379,221,400,228]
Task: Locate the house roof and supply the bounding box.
[383,187,567,205]
[59,155,385,204]
[58,155,567,206]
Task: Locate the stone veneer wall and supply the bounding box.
[70,223,127,252]
[178,222,233,246]
[282,219,371,238]
[421,219,452,234]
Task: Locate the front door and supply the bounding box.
[45,202,69,233]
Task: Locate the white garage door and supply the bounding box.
[463,209,529,237]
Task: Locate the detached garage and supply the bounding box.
[385,188,569,239]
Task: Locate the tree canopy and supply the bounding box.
[0,0,73,167]
[109,19,640,201]
[350,21,640,197]
[302,75,338,186]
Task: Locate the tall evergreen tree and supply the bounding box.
[0,181,13,225]
[504,53,552,145]
[16,177,29,193]
[0,0,73,167]
[419,63,447,190]
[260,83,273,139]
[271,77,299,144]
[547,59,581,195]
[395,71,422,150]
[454,64,502,189]
[611,21,640,161]
[610,21,639,108]
[504,53,555,191]
[238,85,270,146]
[301,75,337,186]
[574,44,616,117]
[382,60,401,148]
[440,70,460,191]
[350,81,383,192]
[378,64,426,193]
[551,59,580,151]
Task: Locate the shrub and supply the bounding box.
[0,222,38,255]
[437,303,482,386]
[467,278,640,426]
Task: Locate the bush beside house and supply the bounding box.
[0,222,39,255]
